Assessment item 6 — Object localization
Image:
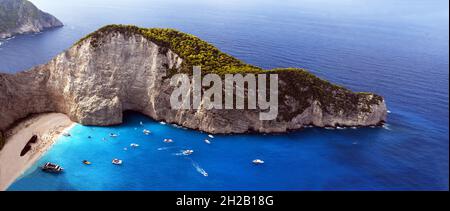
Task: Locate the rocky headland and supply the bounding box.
[0,0,63,39]
[0,24,387,149]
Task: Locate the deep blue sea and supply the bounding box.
[2,0,448,190]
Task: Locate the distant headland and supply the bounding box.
[0,0,63,39]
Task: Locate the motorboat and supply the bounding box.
[112,159,123,165]
[204,139,211,144]
[82,160,91,165]
[109,133,118,137]
[208,134,214,138]
[143,129,151,135]
[41,162,63,173]
[62,132,71,137]
[130,143,139,148]
[252,159,265,165]
[160,121,166,125]
[163,138,173,143]
[182,150,194,156]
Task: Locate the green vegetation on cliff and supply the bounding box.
[76,24,383,118]
[76,24,261,75]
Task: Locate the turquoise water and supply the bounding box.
[3,0,449,190]
[6,112,425,190]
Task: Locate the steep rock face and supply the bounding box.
[0,26,387,136]
[0,0,63,39]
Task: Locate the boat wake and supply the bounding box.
[157,146,179,151]
[382,124,392,131]
[190,159,208,177]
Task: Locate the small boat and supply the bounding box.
[130,143,139,148]
[208,134,214,139]
[112,159,123,165]
[160,121,166,125]
[82,160,91,165]
[163,138,173,143]
[204,139,211,144]
[252,159,265,165]
[62,132,71,137]
[143,129,151,135]
[182,150,194,156]
[109,133,118,137]
[140,121,144,126]
[41,162,63,173]
[387,110,392,114]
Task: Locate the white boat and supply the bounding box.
[130,143,139,147]
[140,121,144,126]
[41,162,63,173]
[110,133,118,137]
[204,139,211,144]
[143,129,151,135]
[208,134,214,138]
[112,159,123,165]
[252,159,265,165]
[163,138,173,143]
[182,150,194,156]
[160,121,166,125]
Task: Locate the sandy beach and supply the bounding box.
[0,113,74,190]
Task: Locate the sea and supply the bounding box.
[1,0,448,190]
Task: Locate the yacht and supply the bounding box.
[182,150,194,156]
[41,162,63,173]
[143,129,151,135]
[112,159,123,165]
[252,159,265,165]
